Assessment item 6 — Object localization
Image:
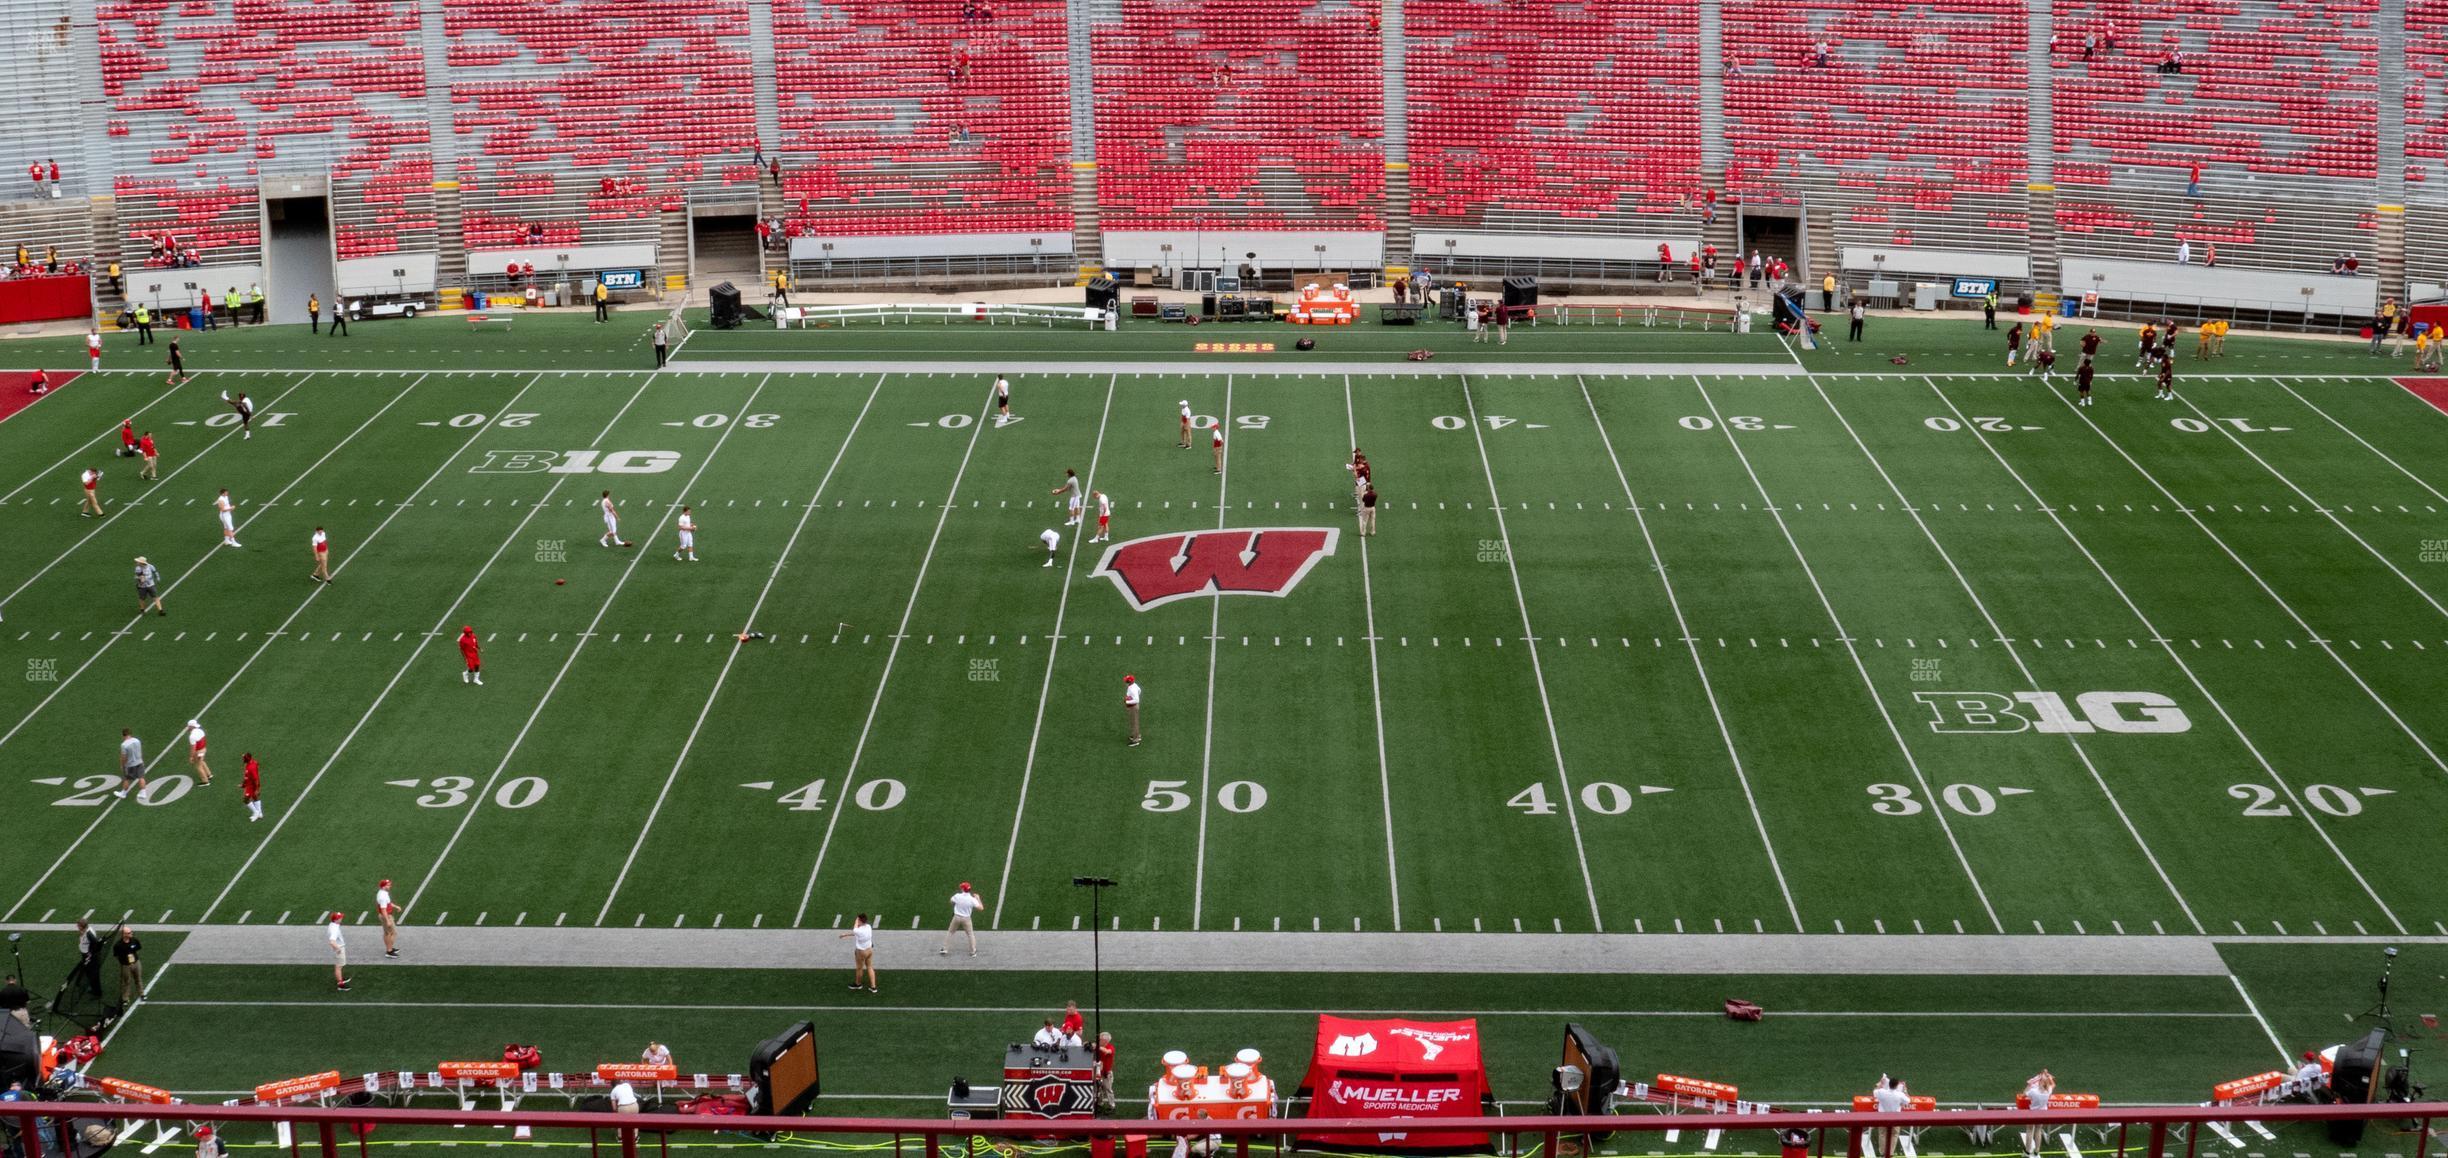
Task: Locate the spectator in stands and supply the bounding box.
[1848,299,1865,341]
[12,243,25,270]
[2176,239,2191,265]
[2157,48,2183,74]
[47,160,59,196]
[26,161,41,197]
[1810,39,1833,67]
[107,260,120,295]
[2080,32,2098,60]
[2204,242,2216,267]
[1702,187,1717,225]
[769,158,783,188]
[2187,162,2202,198]
[43,246,58,273]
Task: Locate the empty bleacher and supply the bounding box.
[771,0,1073,236]
[1089,0,1385,230]
[1403,0,1703,233]
[2053,0,2379,194]
[1720,0,2030,251]
[442,0,759,244]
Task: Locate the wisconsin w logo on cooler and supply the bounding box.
[1092,528,1339,611]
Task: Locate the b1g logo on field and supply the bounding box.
[469,450,680,475]
[1914,691,2190,734]
[1091,528,1338,611]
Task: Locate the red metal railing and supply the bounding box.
[2,1101,2442,1158]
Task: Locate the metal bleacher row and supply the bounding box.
[7,0,2438,296]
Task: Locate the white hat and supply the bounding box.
[187,719,200,729]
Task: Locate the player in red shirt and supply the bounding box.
[241,752,263,821]
[138,431,158,480]
[458,625,483,685]
[26,368,47,396]
[120,420,137,456]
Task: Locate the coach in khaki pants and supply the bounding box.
[1123,675,1142,748]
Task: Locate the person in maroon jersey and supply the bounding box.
[2075,358,2095,406]
[2079,328,2101,363]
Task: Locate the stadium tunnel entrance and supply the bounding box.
[263,189,333,327]
[1737,208,1806,283]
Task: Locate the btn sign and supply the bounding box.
[471,450,680,474]
[599,269,647,290]
[1913,691,2190,734]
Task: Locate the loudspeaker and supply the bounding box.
[1503,275,1538,309]
[710,282,743,330]
[1295,337,1315,350]
[2328,1029,2387,1144]
[1085,278,1118,312]
[1201,293,1217,317]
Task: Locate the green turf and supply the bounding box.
[3,320,2448,1133]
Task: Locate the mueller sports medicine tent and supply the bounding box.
[1295,1016,1493,1151]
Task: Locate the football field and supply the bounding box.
[5,312,2448,1123]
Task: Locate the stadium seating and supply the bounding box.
[1089,0,1385,230]
[771,0,1073,235]
[114,176,263,265]
[2404,0,2448,189]
[441,0,759,185]
[2053,0,2378,189]
[1403,0,1703,231]
[1719,0,2029,223]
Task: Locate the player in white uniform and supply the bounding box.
[1052,469,1081,525]
[325,912,350,991]
[1176,400,1193,448]
[215,488,241,547]
[994,375,1013,421]
[1039,527,1060,567]
[1091,490,1113,542]
[673,505,698,561]
[598,490,630,547]
[182,718,214,785]
[376,878,400,957]
[87,328,102,372]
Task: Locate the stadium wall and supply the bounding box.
[0,0,2429,311]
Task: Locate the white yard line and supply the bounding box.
[2173,382,2448,622]
[0,373,439,921]
[592,374,890,924]
[988,374,1121,930]
[1342,374,1402,932]
[1456,374,1603,931]
[0,372,318,621]
[199,374,661,921]
[1932,377,2408,933]
[1803,373,2205,934]
[0,373,193,503]
[1574,375,1801,933]
[2266,377,2448,505]
[2225,973,2293,1061]
[793,380,999,926]
[1190,374,1234,930]
[407,375,779,913]
[1689,375,2005,933]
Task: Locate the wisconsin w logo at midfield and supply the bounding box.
[1090,528,1339,611]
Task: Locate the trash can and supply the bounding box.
[185,307,204,329]
[471,292,486,310]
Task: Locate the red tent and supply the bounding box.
[1295,1016,1492,1151]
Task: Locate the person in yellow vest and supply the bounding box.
[132,302,154,344]
[247,283,263,325]
[1821,272,1837,312]
[594,280,609,323]
[225,286,240,326]
[307,293,321,334]
[107,260,122,296]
